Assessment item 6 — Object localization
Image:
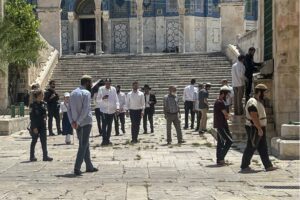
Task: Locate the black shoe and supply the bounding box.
[86,167,98,173]
[151,130,154,133]
[178,140,186,144]
[131,140,138,144]
[49,133,55,136]
[167,142,172,145]
[58,131,62,135]
[199,131,205,135]
[191,126,194,129]
[122,129,126,134]
[43,156,53,162]
[74,169,82,176]
[143,131,147,134]
[30,157,37,162]
[183,127,188,130]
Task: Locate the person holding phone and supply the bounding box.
[97,78,120,146]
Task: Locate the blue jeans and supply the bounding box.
[74,124,94,171]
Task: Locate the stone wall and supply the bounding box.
[206,17,222,52]
[220,2,245,50]
[37,0,62,55]
[273,0,300,135]
[237,29,260,61]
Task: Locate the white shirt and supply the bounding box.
[118,92,127,113]
[245,98,267,127]
[232,61,246,87]
[145,94,150,108]
[96,86,120,114]
[60,102,68,113]
[222,85,234,106]
[126,90,145,111]
[193,91,200,111]
[183,85,198,102]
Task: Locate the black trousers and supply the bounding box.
[30,126,48,159]
[245,78,252,102]
[143,108,154,132]
[184,101,195,128]
[195,111,202,130]
[241,126,273,169]
[129,109,142,142]
[216,127,233,163]
[114,112,125,135]
[101,113,114,144]
[48,108,61,134]
[95,108,102,135]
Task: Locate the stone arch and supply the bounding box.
[74,0,95,15]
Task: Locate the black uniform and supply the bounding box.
[44,88,61,135]
[30,101,48,160]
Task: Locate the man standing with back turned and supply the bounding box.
[68,75,98,176]
[183,79,197,129]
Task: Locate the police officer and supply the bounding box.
[241,84,277,172]
[44,80,62,136]
[30,89,53,162]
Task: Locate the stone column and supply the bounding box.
[0,0,4,19]
[136,0,144,54]
[73,16,79,53]
[67,12,75,54]
[37,0,62,55]
[95,8,103,54]
[178,0,185,53]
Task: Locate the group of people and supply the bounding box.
[27,46,277,176]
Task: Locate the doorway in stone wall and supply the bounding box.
[79,18,96,53]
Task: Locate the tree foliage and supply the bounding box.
[0,0,44,74]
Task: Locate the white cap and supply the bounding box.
[64,92,70,97]
[220,86,231,92]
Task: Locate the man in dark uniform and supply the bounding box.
[143,85,157,134]
[244,47,263,102]
[44,80,62,136]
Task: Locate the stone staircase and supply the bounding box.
[51,53,232,114]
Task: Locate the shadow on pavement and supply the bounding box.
[55,173,80,178]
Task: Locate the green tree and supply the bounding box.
[0,0,44,74]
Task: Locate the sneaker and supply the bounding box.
[266,166,278,172]
[240,167,254,173]
[43,156,53,162]
[86,167,98,173]
[74,169,82,176]
[30,157,37,162]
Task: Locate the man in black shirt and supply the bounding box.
[213,86,233,166]
[244,47,263,102]
[44,80,61,136]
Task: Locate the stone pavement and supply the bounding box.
[0,114,299,200]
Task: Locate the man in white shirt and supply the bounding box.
[221,79,234,113]
[232,55,246,115]
[97,78,120,145]
[183,79,197,129]
[114,85,127,136]
[126,81,145,143]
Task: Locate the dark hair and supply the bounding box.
[238,54,245,61]
[81,77,92,86]
[248,47,256,52]
[32,89,43,99]
[49,80,55,85]
[191,79,196,84]
[104,78,112,83]
[132,80,139,85]
[220,90,229,96]
[116,85,121,89]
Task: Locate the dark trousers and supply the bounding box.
[143,108,154,132]
[184,101,195,128]
[95,108,102,135]
[130,109,142,142]
[101,113,114,144]
[245,78,252,102]
[166,113,183,143]
[114,112,125,135]
[216,127,233,163]
[48,108,61,134]
[74,124,94,171]
[195,111,202,130]
[30,126,48,159]
[241,126,273,169]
